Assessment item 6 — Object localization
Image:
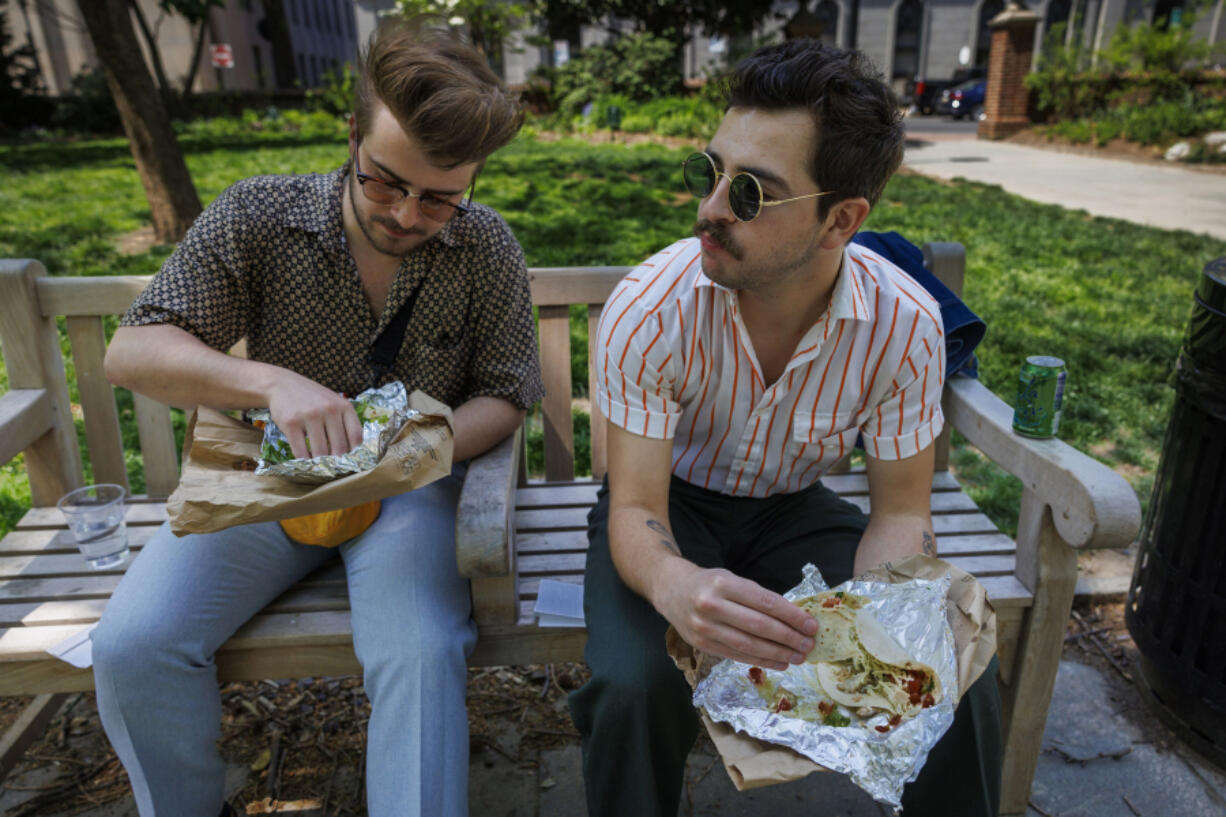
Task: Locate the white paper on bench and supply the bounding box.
[534,580,584,627]
[47,623,98,668]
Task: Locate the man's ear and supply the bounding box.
[820,197,872,249]
[347,114,357,153]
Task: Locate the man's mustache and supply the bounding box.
[373,216,426,237]
[693,219,743,260]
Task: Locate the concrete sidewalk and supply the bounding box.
[902,127,1226,241]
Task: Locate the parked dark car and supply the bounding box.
[936,79,986,120]
[908,67,986,116]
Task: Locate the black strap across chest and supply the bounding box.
[366,276,423,391]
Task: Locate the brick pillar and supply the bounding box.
[979,0,1041,140]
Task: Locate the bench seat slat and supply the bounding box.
[0,526,158,556]
[514,529,1016,558]
[17,502,168,530]
[513,471,965,509]
[515,505,1005,536]
[0,580,356,630]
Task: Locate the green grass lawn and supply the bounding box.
[2,126,1224,538]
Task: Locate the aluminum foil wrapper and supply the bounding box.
[692,564,957,812]
[249,381,418,484]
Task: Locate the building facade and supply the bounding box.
[6,0,1223,100]
[6,0,359,97]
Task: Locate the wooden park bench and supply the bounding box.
[0,244,1141,815]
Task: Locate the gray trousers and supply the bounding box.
[91,466,476,817]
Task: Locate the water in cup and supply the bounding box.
[57,484,130,569]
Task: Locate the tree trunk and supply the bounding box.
[260,0,298,89]
[128,0,170,93]
[181,18,208,103]
[76,0,202,244]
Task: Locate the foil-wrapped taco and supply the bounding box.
[248,380,417,484]
[693,564,957,810]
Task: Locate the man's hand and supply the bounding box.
[265,371,365,459]
[652,560,817,671]
[105,324,364,458]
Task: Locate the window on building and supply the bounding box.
[1043,0,1072,37]
[298,54,307,85]
[252,44,267,90]
[893,0,924,80]
[975,0,1003,67]
[310,55,319,87]
[1152,0,1184,28]
[815,0,839,46]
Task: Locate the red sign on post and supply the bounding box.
[210,44,234,69]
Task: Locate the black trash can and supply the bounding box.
[1126,257,1226,769]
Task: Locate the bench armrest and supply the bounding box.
[455,426,521,579]
[0,389,53,467]
[945,374,1141,549]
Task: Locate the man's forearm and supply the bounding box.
[450,396,526,462]
[852,513,937,577]
[105,324,283,410]
[608,504,695,608]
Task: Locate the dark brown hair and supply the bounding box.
[354,15,523,168]
[725,40,904,219]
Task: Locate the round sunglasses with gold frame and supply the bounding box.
[681,152,832,222]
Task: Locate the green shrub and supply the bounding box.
[1097,12,1219,76]
[1050,118,1093,144]
[307,62,356,117]
[542,32,681,120]
[1121,99,1201,144]
[619,113,654,133]
[1094,117,1122,145]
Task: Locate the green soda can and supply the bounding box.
[1012,356,1067,438]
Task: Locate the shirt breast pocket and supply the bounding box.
[790,412,860,477]
[412,332,469,383]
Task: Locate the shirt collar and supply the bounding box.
[828,243,875,323]
[278,162,465,249]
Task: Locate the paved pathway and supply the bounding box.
[903,123,1226,241]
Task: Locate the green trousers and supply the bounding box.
[568,475,1002,817]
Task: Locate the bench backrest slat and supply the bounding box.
[586,304,607,481]
[538,304,575,482]
[131,392,181,496]
[63,316,128,491]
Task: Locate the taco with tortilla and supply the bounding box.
[748,590,941,733]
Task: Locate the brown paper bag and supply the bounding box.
[166,390,454,537]
[667,553,998,791]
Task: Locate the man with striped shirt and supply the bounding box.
[568,40,1002,816]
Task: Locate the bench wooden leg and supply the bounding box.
[998,491,1077,816]
[0,693,69,781]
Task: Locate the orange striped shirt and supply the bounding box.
[596,237,946,497]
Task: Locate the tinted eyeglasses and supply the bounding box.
[681,152,833,222]
[352,144,471,223]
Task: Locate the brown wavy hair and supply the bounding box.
[725,40,904,220]
[354,15,523,169]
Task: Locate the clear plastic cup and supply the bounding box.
[56,484,130,569]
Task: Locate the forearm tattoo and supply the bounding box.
[922,531,936,557]
[646,519,681,556]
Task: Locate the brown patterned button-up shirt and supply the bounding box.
[122,165,544,410]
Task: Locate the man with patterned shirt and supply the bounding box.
[569,40,1002,817]
[95,18,541,817]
